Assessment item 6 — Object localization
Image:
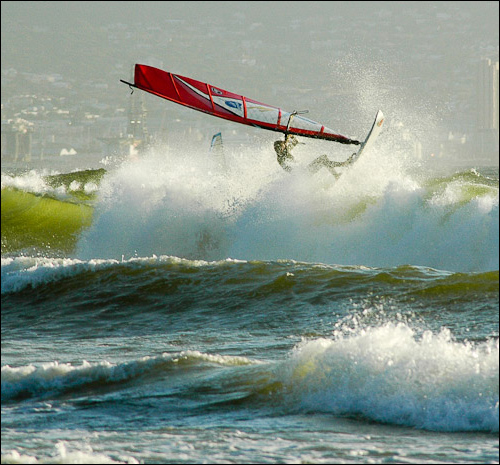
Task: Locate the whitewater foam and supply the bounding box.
[1,170,98,202]
[1,442,140,464]
[3,138,497,272]
[280,324,499,432]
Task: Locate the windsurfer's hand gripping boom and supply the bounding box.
[273,109,384,177]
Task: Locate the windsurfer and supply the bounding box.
[274,134,299,172]
[274,134,357,177]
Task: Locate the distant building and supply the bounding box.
[476,58,499,159]
[477,58,499,130]
[1,118,33,162]
[99,92,150,159]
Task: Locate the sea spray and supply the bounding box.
[71,141,498,272]
[2,141,497,270]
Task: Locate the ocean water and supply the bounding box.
[1,138,499,464]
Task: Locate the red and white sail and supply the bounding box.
[121,64,359,144]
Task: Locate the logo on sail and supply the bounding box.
[225,100,242,110]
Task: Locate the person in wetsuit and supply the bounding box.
[274,134,299,172]
[274,134,358,178]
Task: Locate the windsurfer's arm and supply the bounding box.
[284,134,298,151]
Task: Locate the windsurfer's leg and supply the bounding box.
[308,155,327,174]
[308,155,342,175]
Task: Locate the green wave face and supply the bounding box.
[1,188,94,255]
[2,168,105,255]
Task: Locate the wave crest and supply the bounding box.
[278,324,499,432]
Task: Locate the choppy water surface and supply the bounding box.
[2,142,498,463]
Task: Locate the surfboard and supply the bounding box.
[351,110,384,163]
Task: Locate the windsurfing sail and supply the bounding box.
[209,132,226,170]
[121,64,360,144]
[210,132,224,154]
